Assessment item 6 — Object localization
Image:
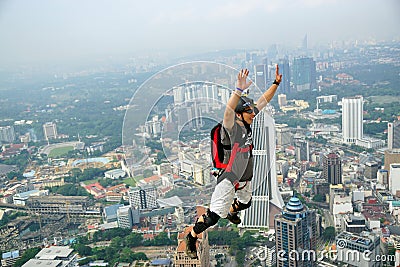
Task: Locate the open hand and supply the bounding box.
[236,69,252,90]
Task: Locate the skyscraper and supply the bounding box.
[278,94,287,108]
[0,126,15,143]
[278,58,291,94]
[240,109,284,229]
[341,96,363,144]
[296,140,309,162]
[254,64,268,91]
[384,149,400,177]
[43,122,57,141]
[274,196,317,267]
[388,120,400,149]
[322,152,342,185]
[292,57,316,91]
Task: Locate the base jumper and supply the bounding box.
[185,66,282,259]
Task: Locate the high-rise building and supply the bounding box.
[292,57,316,91]
[384,149,400,177]
[296,140,309,162]
[240,109,284,229]
[117,205,134,229]
[128,185,157,211]
[43,122,57,140]
[278,94,287,108]
[276,124,292,146]
[278,58,291,94]
[377,169,389,186]
[389,164,400,197]
[0,126,15,143]
[322,152,342,185]
[341,96,363,144]
[388,120,400,149]
[274,196,317,267]
[254,64,268,91]
[364,161,379,180]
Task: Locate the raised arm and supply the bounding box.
[223,69,252,130]
[256,64,282,111]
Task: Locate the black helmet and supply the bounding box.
[235,96,258,114]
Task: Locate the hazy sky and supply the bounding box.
[0,0,399,67]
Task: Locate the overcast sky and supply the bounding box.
[0,0,399,67]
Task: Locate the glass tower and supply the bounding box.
[240,108,284,229]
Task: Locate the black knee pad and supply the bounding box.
[232,198,252,212]
[193,209,220,234]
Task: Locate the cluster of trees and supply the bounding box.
[47,184,90,197]
[0,211,28,227]
[208,230,269,267]
[12,247,41,267]
[65,167,105,183]
[73,228,177,265]
[1,150,31,172]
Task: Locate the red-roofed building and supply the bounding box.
[143,175,162,186]
[84,182,106,199]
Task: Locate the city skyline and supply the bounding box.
[0,0,399,68]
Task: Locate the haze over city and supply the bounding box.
[0,0,399,68]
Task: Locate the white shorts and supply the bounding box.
[209,179,252,218]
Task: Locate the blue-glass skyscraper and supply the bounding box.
[292,57,316,92]
[274,196,317,267]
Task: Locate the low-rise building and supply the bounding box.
[22,246,77,267]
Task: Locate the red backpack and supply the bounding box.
[210,123,231,176]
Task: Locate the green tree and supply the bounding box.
[312,194,326,202]
[73,244,92,256]
[322,226,335,240]
[13,247,41,267]
[126,233,143,247]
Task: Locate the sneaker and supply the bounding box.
[185,233,198,259]
[227,212,241,224]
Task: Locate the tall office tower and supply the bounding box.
[274,196,317,267]
[240,109,284,229]
[296,140,309,162]
[128,185,157,211]
[336,231,380,267]
[384,149,400,177]
[292,57,316,91]
[278,94,287,108]
[364,161,379,180]
[389,164,400,197]
[0,126,15,143]
[43,122,57,140]
[254,64,268,91]
[322,152,342,185]
[388,120,400,149]
[302,34,308,50]
[278,58,291,94]
[342,96,363,144]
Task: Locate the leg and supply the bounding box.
[186,179,234,258]
[191,179,234,237]
[226,181,252,224]
[234,181,253,211]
